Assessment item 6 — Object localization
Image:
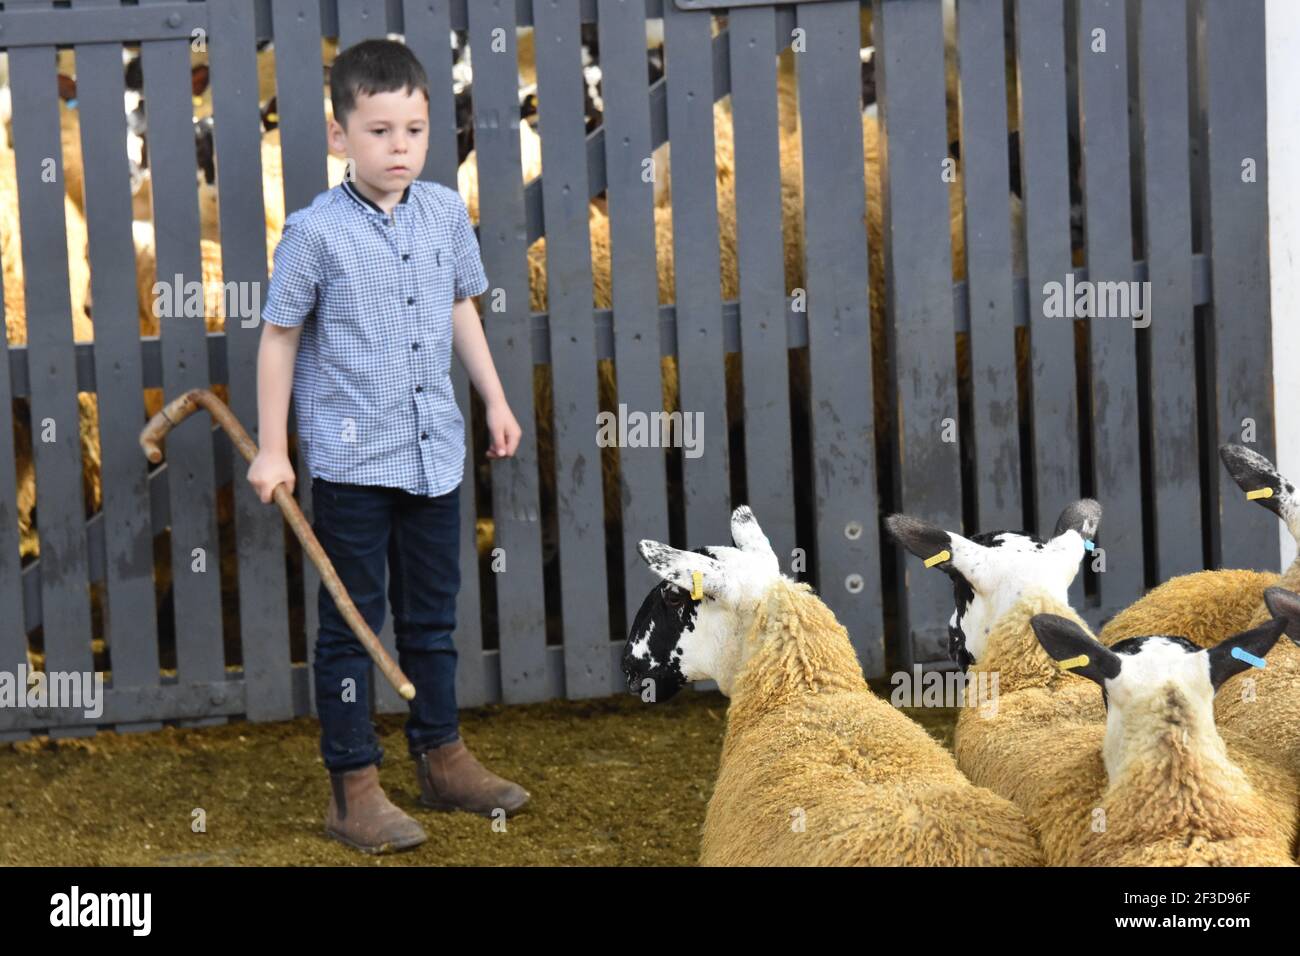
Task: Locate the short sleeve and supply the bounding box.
[262,214,323,327]
[450,194,490,300]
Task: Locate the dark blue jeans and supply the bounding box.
[311,477,461,772]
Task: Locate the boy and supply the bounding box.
[249,39,528,854]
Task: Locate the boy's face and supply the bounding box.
[329,86,429,200]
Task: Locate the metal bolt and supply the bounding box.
[845,573,864,594]
[844,520,863,541]
[167,12,182,28]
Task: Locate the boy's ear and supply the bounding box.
[1030,614,1120,686]
[1207,619,1287,690]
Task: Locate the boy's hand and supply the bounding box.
[247,450,296,503]
[485,400,522,459]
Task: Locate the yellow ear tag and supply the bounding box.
[1059,654,1090,671]
[924,550,951,569]
[1247,487,1274,501]
[690,571,703,601]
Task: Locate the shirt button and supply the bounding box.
[420,432,429,441]
[415,384,423,393]
[411,342,420,351]
[406,296,415,305]
[402,253,411,261]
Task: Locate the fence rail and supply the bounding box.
[0,0,1276,740]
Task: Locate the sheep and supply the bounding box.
[887,503,1300,865]
[457,118,543,227]
[1026,590,1300,865]
[1102,444,1300,648]
[1102,444,1300,778]
[624,505,1045,866]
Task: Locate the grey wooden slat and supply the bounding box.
[0,2,204,47]
[336,0,391,48]
[68,0,160,725]
[1200,0,1275,571]
[726,6,796,573]
[208,0,294,721]
[661,0,730,552]
[405,0,459,190]
[0,679,245,732]
[1013,0,1082,602]
[270,0,330,716]
[468,0,549,703]
[534,0,610,699]
[796,1,883,676]
[873,0,962,665]
[138,0,225,695]
[405,0,491,706]
[1076,0,1142,609]
[597,0,672,660]
[1138,0,1201,581]
[954,0,1021,530]
[6,1,94,678]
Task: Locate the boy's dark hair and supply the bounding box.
[330,39,429,128]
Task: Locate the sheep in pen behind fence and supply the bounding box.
[0,7,1060,677]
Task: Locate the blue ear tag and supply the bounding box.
[66,98,78,110]
[1083,539,1095,552]
[1231,646,1267,669]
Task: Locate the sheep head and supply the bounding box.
[1219,444,1300,545]
[884,500,1101,669]
[1030,598,1292,781]
[623,506,783,701]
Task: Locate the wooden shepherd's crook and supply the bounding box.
[139,388,416,701]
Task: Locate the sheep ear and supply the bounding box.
[637,540,723,597]
[1219,444,1285,519]
[1263,587,1300,646]
[1207,619,1286,690]
[730,506,776,562]
[1052,499,1102,541]
[884,513,960,566]
[1030,614,1120,686]
[886,514,988,586]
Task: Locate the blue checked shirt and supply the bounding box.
[262,179,489,496]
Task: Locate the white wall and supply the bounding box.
[1268,0,1300,569]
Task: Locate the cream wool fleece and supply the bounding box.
[956,588,1299,865]
[699,578,1044,866]
[1101,564,1300,780]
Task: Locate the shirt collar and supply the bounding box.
[342,178,411,216]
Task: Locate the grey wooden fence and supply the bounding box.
[0,0,1276,739]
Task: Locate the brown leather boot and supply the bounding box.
[413,739,530,817]
[324,764,428,854]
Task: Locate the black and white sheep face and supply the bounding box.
[1220,443,1300,543]
[623,506,783,701]
[885,500,1101,669]
[1031,589,1300,779]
